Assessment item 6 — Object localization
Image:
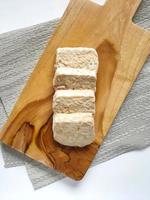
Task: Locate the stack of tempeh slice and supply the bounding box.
[53,48,99,147]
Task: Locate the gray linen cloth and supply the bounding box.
[0,0,150,190]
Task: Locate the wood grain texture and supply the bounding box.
[0,0,150,180]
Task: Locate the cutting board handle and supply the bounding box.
[104,0,142,20]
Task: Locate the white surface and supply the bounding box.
[0,0,150,199]
[0,0,69,33]
[0,0,106,33]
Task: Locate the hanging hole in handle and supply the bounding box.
[133,0,150,30]
[90,0,106,6]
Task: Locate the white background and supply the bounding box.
[0,0,150,200]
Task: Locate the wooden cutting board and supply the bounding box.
[0,0,150,180]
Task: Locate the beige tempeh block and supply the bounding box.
[53,90,95,113]
[53,67,96,90]
[53,113,95,147]
[56,47,99,72]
